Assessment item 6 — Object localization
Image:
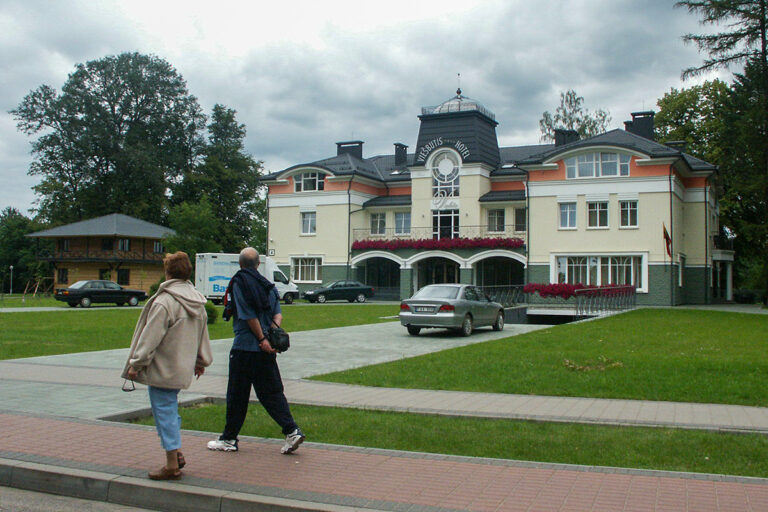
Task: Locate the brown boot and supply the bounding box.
[148,466,182,480]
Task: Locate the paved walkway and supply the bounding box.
[2,307,768,511]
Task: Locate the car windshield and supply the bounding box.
[321,281,340,288]
[412,285,460,300]
[68,281,89,289]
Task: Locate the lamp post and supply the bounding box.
[9,265,13,295]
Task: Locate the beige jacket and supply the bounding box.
[121,279,213,390]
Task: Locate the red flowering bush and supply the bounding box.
[523,283,635,300]
[351,237,525,251]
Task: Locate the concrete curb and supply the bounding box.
[0,458,367,512]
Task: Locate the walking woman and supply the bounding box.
[122,251,213,480]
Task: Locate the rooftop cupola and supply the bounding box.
[414,89,500,168]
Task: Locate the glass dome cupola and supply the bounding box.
[421,88,496,121]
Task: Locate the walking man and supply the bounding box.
[207,247,305,454]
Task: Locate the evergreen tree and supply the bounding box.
[175,104,265,252]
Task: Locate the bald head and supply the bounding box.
[239,247,259,269]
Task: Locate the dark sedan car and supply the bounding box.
[302,280,375,303]
[399,284,504,336]
[55,280,148,308]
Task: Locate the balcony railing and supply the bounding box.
[574,286,636,316]
[478,285,526,307]
[353,225,526,242]
[713,234,734,251]
[37,249,165,262]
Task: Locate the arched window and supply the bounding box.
[430,150,460,198]
[565,152,631,178]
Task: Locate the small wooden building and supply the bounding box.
[28,214,175,293]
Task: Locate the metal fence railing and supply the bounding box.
[574,286,636,316]
[478,285,526,308]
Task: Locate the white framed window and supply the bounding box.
[118,238,130,251]
[559,202,576,229]
[370,213,386,235]
[395,212,411,235]
[556,255,644,290]
[566,152,631,179]
[153,241,164,253]
[291,257,321,282]
[620,200,638,228]
[514,207,526,232]
[432,209,459,239]
[294,172,325,192]
[587,202,608,228]
[487,209,505,232]
[301,211,316,235]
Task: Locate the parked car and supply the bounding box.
[399,284,504,336]
[302,280,375,303]
[54,280,148,308]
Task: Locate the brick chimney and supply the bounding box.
[554,128,579,146]
[624,111,655,140]
[394,143,408,165]
[336,141,364,159]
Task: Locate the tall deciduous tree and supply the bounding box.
[678,0,768,301]
[175,104,265,252]
[164,196,222,263]
[539,90,611,142]
[654,79,731,164]
[11,52,206,225]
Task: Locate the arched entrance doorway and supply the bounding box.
[358,257,401,300]
[416,257,460,289]
[475,256,524,286]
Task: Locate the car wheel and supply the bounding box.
[317,294,326,303]
[460,314,473,337]
[80,297,92,308]
[128,296,139,307]
[356,293,366,303]
[67,302,77,308]
[407,326,421,336]
[492,311,504,331]
[284,293,294,305]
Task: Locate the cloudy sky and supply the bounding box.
[1,0,721,215]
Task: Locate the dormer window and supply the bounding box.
[565,152,630,179]
[294,172,325,192]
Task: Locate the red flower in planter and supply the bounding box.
[351,237,525,251]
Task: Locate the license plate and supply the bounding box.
[415,306,433,312]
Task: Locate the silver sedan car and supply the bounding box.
[399,284,505,336]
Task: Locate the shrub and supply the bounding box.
[733,289,757,304]
[205,300,218,324]
[148,277,164,297]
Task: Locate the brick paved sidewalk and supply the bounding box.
[2,411,768,512]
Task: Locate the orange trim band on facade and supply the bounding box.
[490,181,525,191]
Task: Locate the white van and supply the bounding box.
[195,253,300,304]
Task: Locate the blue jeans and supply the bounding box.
[148,386,181,451]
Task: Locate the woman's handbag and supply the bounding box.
[267,321,290,352]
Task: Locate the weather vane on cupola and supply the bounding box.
[456,72,462,97]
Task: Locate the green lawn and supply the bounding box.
[0,295,65,308]
[134,402,768,478]
[0,304,398,360]
[314,308,768,406]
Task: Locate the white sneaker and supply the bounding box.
[207,439,238,452]
[281,428,305,454]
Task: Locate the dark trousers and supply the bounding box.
[221,349,298,440]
